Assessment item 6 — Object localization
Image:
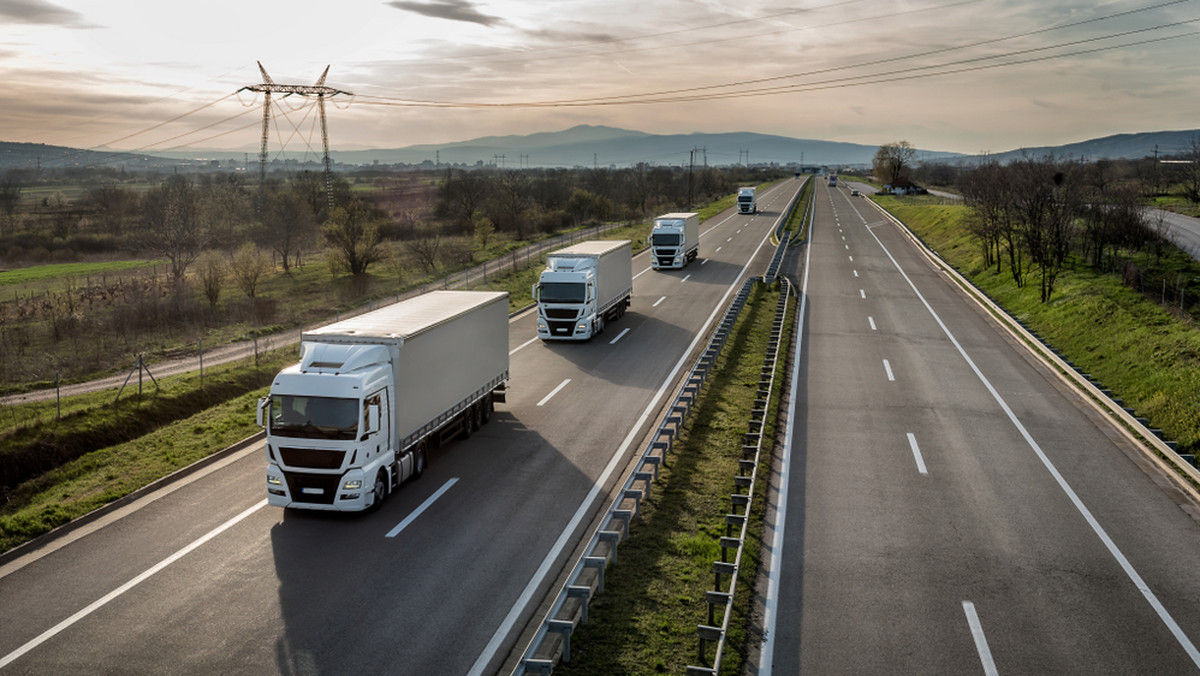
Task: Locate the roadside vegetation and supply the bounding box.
[0,164,786,393]
[0,348,294,553]
[557,282,789,675]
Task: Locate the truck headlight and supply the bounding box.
[267,474,283,486]
[342,479,363,490]
[538,320,547,330]
[577,323,588,332]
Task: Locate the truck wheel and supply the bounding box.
[414,443,427,479]
[371,470,388,509]
[482,394,493,424]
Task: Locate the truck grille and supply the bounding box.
[656,254,676,266]
[548,320,576,336]
[544,308,578,320]
[279,447,346,470]
[284,472,339,505]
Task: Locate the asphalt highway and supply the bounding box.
[757,180,1200,673]
[0,179,806,675]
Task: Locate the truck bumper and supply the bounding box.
[267,464,371,511]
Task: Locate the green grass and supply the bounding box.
[0,260,164,286]
[0,348,296,553]
[873,195,1200,454]
[556,282,789,675]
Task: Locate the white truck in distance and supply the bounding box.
[534,240,632,341]
[650,212,700,270]
[258,290,509,511]
[737,187,757,214]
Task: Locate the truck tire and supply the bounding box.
[414,442,428,479]
[371,470,388,509]
[482,394,493,424]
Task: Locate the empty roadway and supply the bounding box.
[758,180,1200,673]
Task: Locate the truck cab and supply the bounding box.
[259,342,405,511]
[535,259,601,340]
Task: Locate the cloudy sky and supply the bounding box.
[1,0,1197,158]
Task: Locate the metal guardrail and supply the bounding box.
[686,276,792,675]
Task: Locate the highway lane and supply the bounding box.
[0,179,804,675]
[759,180,1200,673]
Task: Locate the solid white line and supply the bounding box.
[856,202,1200,668]
[0,499,268,670]
[471,205,788,676]
[653,296,667,307]
[681,274,692,283]
[869,316,877,331]
[963,601,999,676]
[760,185,815,676]
[536,379,571,407]
[907,432,929,475]
[883,359,896,382]
[510,336,539,355]
[609,328,631,345]
[386,478,458,538]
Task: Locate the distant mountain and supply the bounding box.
[952,130,1200,165]
[0,141,172,172]
[329,125,961,168]
[4,126,1197,173]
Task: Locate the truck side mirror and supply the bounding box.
[256,397,269,429]
[531,283,539,301]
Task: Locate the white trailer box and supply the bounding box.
[650,212,700,270]
[260,290,509,511]
[535,240,632,341]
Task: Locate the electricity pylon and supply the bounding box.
[240,62,352,210]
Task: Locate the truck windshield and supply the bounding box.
[738,196,752,202]
[270,395,359,440]
[539,282,586,303]
[651,232,681,246]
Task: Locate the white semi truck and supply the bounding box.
[534,240,632,341]
[258,290,510,511]
[737,187,757,214]
[650,212,700,270]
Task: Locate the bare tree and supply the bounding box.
[258,184,317,272]
[873,141,917,187]
[231,242,271,299]
[196,250,225,307]
[323,200,388,276]
[142,175,207,290]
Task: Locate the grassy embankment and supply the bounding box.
[557,282,790,675]
[873,195,1200,455]
[0,348,294,553]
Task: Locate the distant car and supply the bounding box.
[850,189,860,196]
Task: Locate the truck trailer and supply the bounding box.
[258,290,510,511]
[534,240,632,341]
[737,187,757,214]
[650,212,700,270]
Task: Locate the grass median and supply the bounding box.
[557,281,790,675]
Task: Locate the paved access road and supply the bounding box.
[0,179,806,675]
[758,180,1200,673]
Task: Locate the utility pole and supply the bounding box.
[240,62,352,212]
[687,149,695,210]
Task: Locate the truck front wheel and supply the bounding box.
[371,470,388,509]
